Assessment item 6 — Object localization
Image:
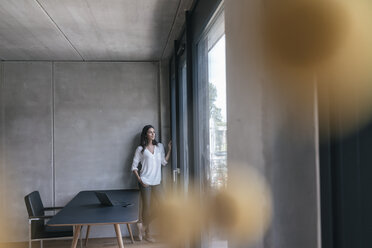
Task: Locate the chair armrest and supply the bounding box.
[44,206,63,211]
[29,215,54,221]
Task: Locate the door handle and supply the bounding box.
[173,168,180,183]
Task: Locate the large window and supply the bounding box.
[169,1,225,247]
[196,7,227,248]
[196,7,226,191]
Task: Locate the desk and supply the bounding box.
[47,189,139,248]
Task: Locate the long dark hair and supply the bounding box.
[140,125,158,153]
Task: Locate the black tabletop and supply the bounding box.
[47,189,139,226]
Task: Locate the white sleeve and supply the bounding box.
[131,146,143,171]
[160,143,168,166]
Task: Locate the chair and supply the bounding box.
[24,191,79,248]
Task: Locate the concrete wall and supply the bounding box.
[0,62,54,243]
[225,1,320,248]
[0,61,168,242]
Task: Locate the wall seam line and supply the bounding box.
[52,62,56,207]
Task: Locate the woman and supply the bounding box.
[131,125,171,242]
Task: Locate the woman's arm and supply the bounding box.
[133,169,148,187]
[133,169,141,181]
[132,146,148,187]
[165,141,172,162]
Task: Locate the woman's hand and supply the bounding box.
[165,141,172,163]
[134,170,148,187]
[139,178,149,188]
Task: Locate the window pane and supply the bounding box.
[208,35,227,190]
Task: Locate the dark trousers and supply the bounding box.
[139,183,164,232]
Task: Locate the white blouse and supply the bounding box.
[131,143,168,185]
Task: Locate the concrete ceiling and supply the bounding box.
[0,0,192,61]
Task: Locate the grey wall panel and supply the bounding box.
[53,62,159,237]
[225,0,319,248]
[0,61,165,242]
[0,62,53,242]
[262,79,318,248]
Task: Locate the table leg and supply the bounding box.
[80,226,83,248]
[127,224,134,243]
[85,225,91,246]
[114,224,125,248]
[71,225,82,248]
